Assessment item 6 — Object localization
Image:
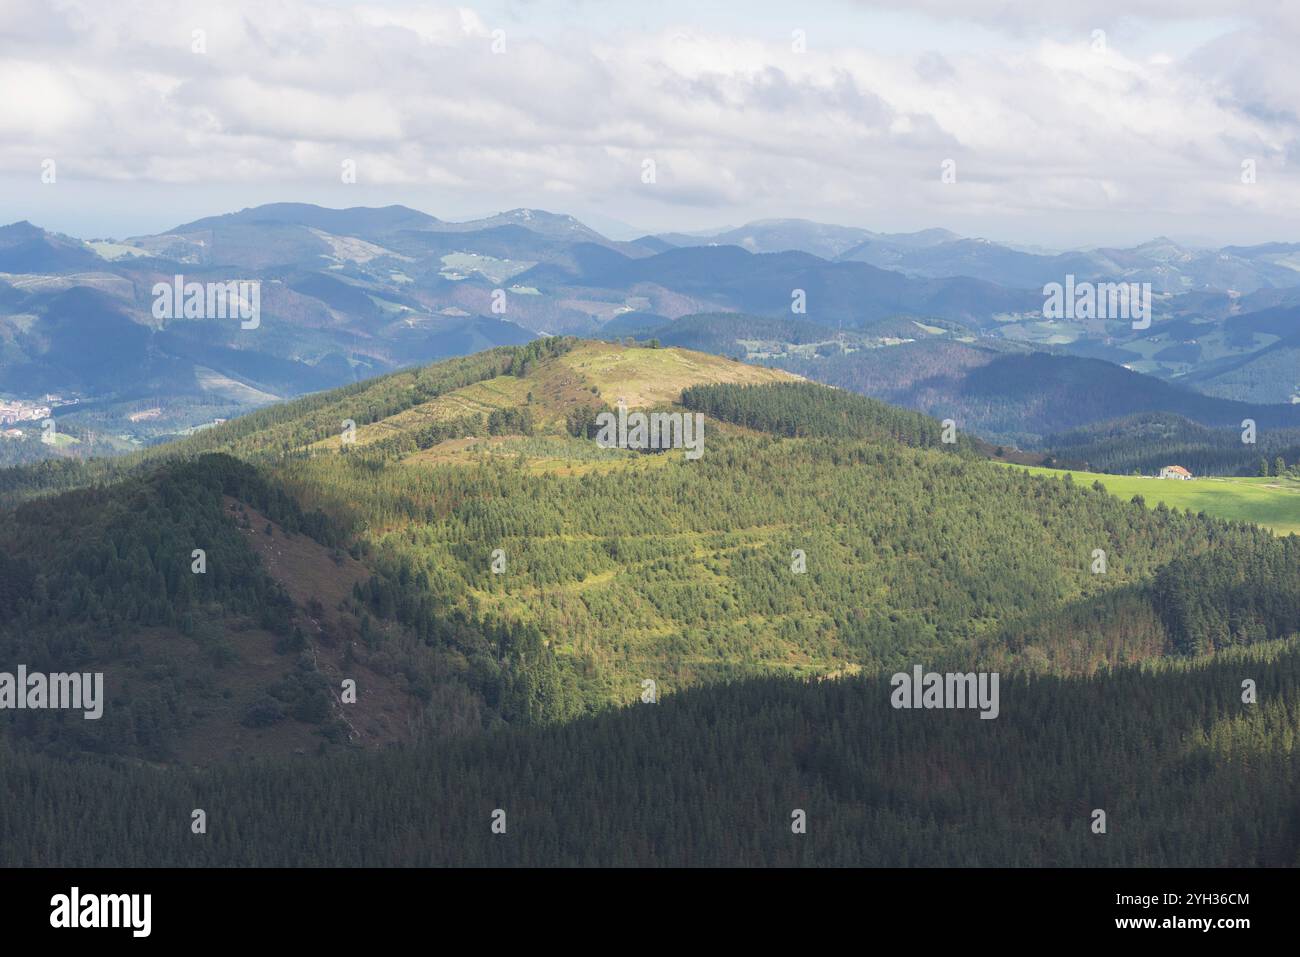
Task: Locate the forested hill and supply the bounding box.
[4,337,1300,866]
[1044,412,1300,477]
[4,338,1300,768]
[0,339,559,505]
[0,337,799,505]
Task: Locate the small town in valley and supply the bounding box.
[0,398,51,426]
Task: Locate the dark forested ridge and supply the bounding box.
[3,641,1299,866]
[1045,412,1300,477]
[2,339,1299,866]
[681,380,980,452]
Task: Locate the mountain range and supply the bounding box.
[664,219,1300,294]
[3,203,1300,469]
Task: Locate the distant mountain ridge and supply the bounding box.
[614,313,1300,450]
[654,219,1300,294]
[4,202,1300,471]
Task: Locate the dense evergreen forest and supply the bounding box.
[2,339,1299,866]
[1045,412,1300,477]
[3,640,1299,866]
[681,380,979,452]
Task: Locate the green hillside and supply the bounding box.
[1004,463,1300,536]
[5,338,1300,866]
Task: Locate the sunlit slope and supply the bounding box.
[0,339,799,503]
[7,337,1300,753]
[1003,464,1300,536]
[302,340,799,450]
[269,380,1289,708]
[556,340,796,406]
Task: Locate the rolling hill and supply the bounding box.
[5,338,1298,739]
[7,202,1300,515]
[5,338,1300,866]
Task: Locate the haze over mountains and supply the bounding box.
[3,202,1300,467]
[654,219,1300,294]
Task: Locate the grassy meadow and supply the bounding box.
[1005,464,1300,535]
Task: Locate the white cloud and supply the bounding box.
[0,0,1297,244]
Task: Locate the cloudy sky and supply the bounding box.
[1,0,1297,248]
